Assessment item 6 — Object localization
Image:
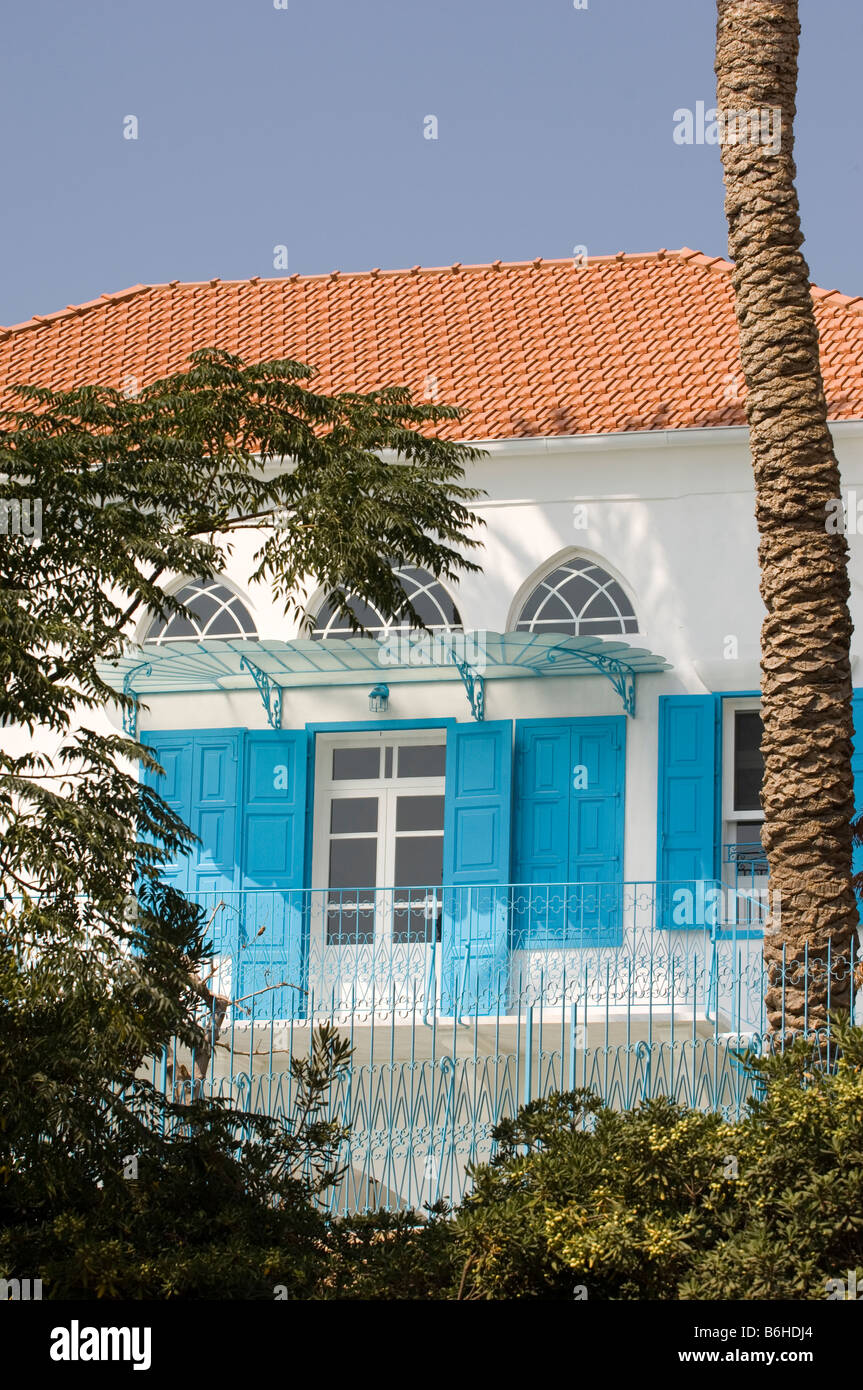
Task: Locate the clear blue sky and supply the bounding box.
[1,0,860,327]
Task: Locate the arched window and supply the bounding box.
[144,579,257,644]
[515,558,638,637]
[310,566,461,640]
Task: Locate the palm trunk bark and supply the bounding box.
[715,0,856,1032]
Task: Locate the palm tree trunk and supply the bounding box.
[715,0,856,1032]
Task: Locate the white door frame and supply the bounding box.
[309,730,447,1005]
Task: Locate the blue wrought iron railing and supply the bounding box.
[186,878,770,1024]
[724,839,769,888]
[146,908,857,1216]
[11,879,857,1217]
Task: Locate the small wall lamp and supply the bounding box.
[368,683,389,714]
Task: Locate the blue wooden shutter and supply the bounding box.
[513,718,624,944]
[513,723,570,942]
[188,733,240,901]
[514,724,571,888]
[568,718,625,942]
[140,733,194,893]
[657,695,719,926]
[238,730,309,1019]
[140,730,240,944]
[441,721,512,1014]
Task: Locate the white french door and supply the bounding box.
[310,731,446,1007]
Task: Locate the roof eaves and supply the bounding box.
[0,283,152,338]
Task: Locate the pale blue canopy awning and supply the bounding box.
[99,630,671,731]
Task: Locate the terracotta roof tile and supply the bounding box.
[1,250,862,439]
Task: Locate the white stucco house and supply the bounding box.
[4,247,863,1049]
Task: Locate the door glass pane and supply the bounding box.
[735,822,767,874]
[327,837,376,944]
[328,837,376,888]
[332,746,380,780]
[394,835,443,887]
[330,797,378,834]
[392,891,441,944]
[395,795,445,832]
[397,743,446,778]
[733,712,764,812]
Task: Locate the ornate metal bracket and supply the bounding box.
[449,652,485,722]
[240,657,282,730]
[546,646,636,716]
[121,662,152,737]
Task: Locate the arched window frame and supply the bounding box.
[511,554,639,639]
[142,577,257,645]
[308,565,462,640]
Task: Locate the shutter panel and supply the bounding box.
[441,721,512,1013]
[657,695,719,926]
[513,723,570,885]
[140,733,194,893]
[189,734,240,900]
[140,728,240,938]
[238,730,309,1019]
[569,718,625,943]
[513,723,570,943]
[513,717,624,944]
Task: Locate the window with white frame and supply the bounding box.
[311,730,447,946]
[722,698,765,874]
[515,557,638,637]
[144,578,256,643]
[310,566,461,640]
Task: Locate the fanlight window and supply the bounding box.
[310,566,461,640]
[515,558,638,637]
[145,579,257,644]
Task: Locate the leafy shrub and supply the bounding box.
[442,1021,863,1300]
[451,1091,732,1299]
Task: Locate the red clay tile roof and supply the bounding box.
[2,248,862,440]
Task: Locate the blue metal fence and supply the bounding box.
[138,879,860,1215]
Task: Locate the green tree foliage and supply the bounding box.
[442,1021,863,1300]
[319,1205,461,1301]
[679,1020,863,1299]
[451,1092,733,1300]
[1,347,482,909]
[1,980,353,1299]
[0,350,482,1296]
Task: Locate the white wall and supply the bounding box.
[141,422,863,685]
[8,421,863,886]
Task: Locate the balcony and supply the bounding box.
[125,879,861,1214]
[182,879,770,1029]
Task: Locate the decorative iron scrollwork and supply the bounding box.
[449,651,485,721]
[240,657,282,729]
[121,661,152,737]
[546,645,636,715]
